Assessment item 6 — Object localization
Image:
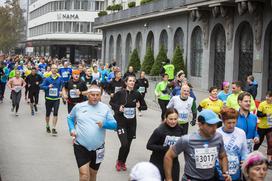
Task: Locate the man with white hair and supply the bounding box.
[67,84,117,181]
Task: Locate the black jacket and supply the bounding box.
[108,78,124,94]
[244,81,258,99]
[110,89,147,124]
[135,78,149,94]
[25,73,43,92]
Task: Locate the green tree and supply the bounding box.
[150,45,167,76]
[128,49,141,72]
[0,0,24,53]
[141,46,154,74]
[172,45,186,75]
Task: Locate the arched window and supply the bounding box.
[146,31,154,53]
[173,28,184,51]
[125,33,132,69]
[116,35,122,68]
[159,29,168,53]
[238,23,253,83]
[135,32,142,59]
[109,35,114,62]
[191,26,203,77]
[212,24,226,88]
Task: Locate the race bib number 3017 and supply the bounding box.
[194,147,217,169]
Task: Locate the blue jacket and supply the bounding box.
[40,75,63,100]
[236,112,259,139]
[59,67,72,83]
[171,85,196,101]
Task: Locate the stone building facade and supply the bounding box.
[94,0,272,99]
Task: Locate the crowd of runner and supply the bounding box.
[0,54,271,181]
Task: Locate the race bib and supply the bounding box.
[138,86,145,93]
[70,89,79,98]
[195,147,217,169]
[123,107,135,119]
[96,147,105,164]
[62,71,69,78]
[14,86,22,93]
[247,139,254,153]
[228,154,240,175]
[49,88,58,97]
[114,86,122,93]
[267,115,272,127]
[179,112,189,123]
[163,136,180,147]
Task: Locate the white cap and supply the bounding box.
[129,162,161,181]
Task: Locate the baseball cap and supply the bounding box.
[199,109,221,124]
[129,162,161,181]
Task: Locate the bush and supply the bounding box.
[106,5,112,11]
[140,0,153,5]
[98,11,108,17]
[128,49,141,72]
[141,46,154,75]
[128,1,136,8]
[112,4,123,11]
[150,45,167,76]
[172,45,186,75]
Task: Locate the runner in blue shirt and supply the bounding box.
[236,92,259,153]
[67,84,117,181]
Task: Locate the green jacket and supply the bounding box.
[155,81,171,100]
[163,64,175,80]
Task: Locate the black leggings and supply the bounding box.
[11,91,21,112]
[25,85,29,98]
[117,127,133,163]
[254,127,272,155]
[158,99,169,120]
[0,82,6,100]
[68,103,76,113]
[29,91,39,105]
[45,99,60,117]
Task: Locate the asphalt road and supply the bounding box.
[0,91,271,181]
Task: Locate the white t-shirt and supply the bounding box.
[216,127,249,178]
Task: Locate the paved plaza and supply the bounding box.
[0,89,271,181]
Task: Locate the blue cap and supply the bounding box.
[199,109,221,124]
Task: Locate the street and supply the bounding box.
[0,90,271,181]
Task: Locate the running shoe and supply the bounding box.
[34,105,38,112]
[121,162,127,171]
[52,128,58,136]
[15,112,19,116]
[11,106,14,112]
[115,161,121,172]
[46,126,51,133]
[31,109,34,116]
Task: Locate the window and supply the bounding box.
[74,0,81,10]
[59,1,65,10]
[81,1,88,10]
[64,22,72,33]
[80,22,84,32]
[95,1,99,11]
[53,22,57,33]
[65,0,71,10]
[57,22,64,32]
[87,23,90,32]
[90,22,94,32]
[73,22,80,32]
[190,26,203,77]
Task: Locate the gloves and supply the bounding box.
[190,119,196,126]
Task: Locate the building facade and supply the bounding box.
[27,0,104,63]
[94,0,272,99]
